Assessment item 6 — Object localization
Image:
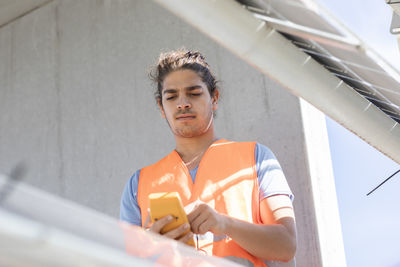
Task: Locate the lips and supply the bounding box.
[176,113,196,120]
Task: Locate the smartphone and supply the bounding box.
[149,192,195,247]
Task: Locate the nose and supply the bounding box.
[177,97,192,110]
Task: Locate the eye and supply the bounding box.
[166,95,176,100]
[191,93,202,97]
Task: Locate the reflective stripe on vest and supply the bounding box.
[137,139,267,267]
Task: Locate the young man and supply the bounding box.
[120,49,296,266]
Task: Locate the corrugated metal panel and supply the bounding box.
[238,0,400,124]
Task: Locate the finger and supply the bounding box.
[178,231,194,244]
[197,219,214,235]
[190,210,209,234]
[187,203,206,222]
[190,213,207,234]
[164,223,190,239]
[149,215,173,233]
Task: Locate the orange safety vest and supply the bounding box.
[137,139,268,267]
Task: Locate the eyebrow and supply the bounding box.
[163,85,203,95]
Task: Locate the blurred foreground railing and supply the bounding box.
[0,174,239,266]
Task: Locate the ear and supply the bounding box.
[211,89,219,111]
[157,99,166,118]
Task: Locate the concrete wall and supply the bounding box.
[0,0,345,266]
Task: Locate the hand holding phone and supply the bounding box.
[148,192,195,247]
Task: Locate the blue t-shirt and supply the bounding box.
[120,143,293,226]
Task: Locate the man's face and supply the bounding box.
[159,69,218,138]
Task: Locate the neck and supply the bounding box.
[174,125,217,165]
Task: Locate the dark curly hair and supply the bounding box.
[149,49,218,105]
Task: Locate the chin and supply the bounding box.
[178,132,198,138]
[175,129,201,138]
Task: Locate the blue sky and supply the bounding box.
[317,0,400,266]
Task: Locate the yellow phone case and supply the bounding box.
[149,192,195,247]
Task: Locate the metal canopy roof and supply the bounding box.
[154,0,400,164]
[238,0,400,124]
